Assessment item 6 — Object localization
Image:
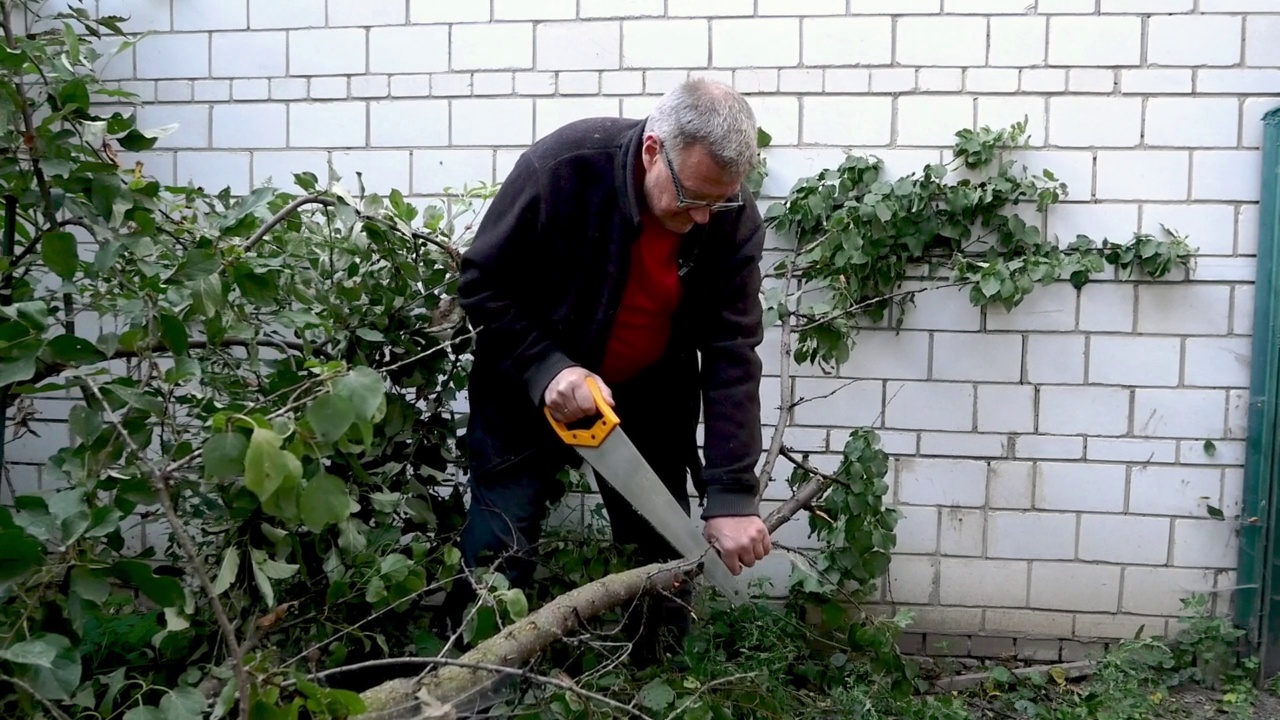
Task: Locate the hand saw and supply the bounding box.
[543,377,747,605]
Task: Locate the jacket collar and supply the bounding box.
[615,117,648,227]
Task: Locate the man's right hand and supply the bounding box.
[544,367,614,423]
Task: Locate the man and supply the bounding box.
[450,78,772,663]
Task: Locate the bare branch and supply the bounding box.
[756,260,796,501]
[0,673,73,720]
[243,195,336,253]
[792,280,969,333]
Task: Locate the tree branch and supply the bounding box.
[356,472,837,717]
[0,673,73,720]
[79,377,252,720]
[243,195,336,253]
[792,280,969,333]
[756,259,796,501]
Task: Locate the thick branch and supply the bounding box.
[1,4,57,230]
[756,260,796,501]
[356,473,834,717]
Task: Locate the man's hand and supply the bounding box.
[703,515,772,575]
[544,366,615,422]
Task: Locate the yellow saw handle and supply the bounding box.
[544,376,619,448]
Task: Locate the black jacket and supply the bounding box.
[456,116,765,518]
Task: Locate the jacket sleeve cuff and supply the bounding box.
[700,486,761,518]
[525,352,579,407]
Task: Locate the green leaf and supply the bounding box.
[378,553,412,583]
[300,472,352,532]
[1203,439,1217,457]
[172,249,221,282]
[70,565,111,604]
[158,687,205,720]
[1207,505,1225,521]
[243,427,301,502]
[214,546,240,595]
[46,334,107,366]
[0,353,38,387]
[203,433,249,480]
[9,633,81,701]
[219,187,277,229]
[306,393,355,444]
[91,173,121,221]
[106,384,164,415]
[41,230,79,280]
[333,366,386,424]
[109,560,184,608]
[0,637,59,667]
[158,313,189,354]
[190,274,224,318]
[252,549,299,580]
[637,679,676,711]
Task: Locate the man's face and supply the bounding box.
[640,134,744,234]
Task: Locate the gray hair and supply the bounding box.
[644,78,759,178]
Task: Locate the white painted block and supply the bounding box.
[897,458,988,507]
[329,0,405,25]
[988,512,1077,560]
[136,34,209,79]
[801,97,893,146]
[580,0,664,16]
[1016,436,1085,460]
[986,609,1074,638]
[232,78,268,100]
[711,18,799,68]
[1247,16,1280,67]
[852,0,941,11]
[871,69,917,93]
[919,432,1008,458]
[252,150,328,189]
[289,102,366,148]
[1149,16,1242,67]
[1121,69,1193,94]
[450,24,531,71]
[175,0,247,30]
[1030,562,1121,612]
[1184,337,1251,389]
[1022,69,1067,92]
[1133,388,1228,439]
[1244,99,1280,149]
[452,99,533,146]
[1079,284,1134,333]
[1172,519,1237,569]
[1239,204,1261,256]
[945,0,1033,12]
[1048,97,1142,147]
[1080,515,1172,566]
[898,283,981,331]
[369,99,447,147]
[290,29,365,76]
[1102,0,1192,10]
[884,382,975,432]
[977,385,1036,433]
[537,22,622,70]
[1145,99,1240,148]
[1198,69,1280,94]
[1048,16,1141,66]
[987,283,1078,332]
[1049,204,1140,249]
[309,77,347,99]
[212,103,285,148]
[249,0,324,28]
[1122,568,1217,617]
[431,74,472,96]
[1227,387,1249,439]
[1068,69,1116,93]
[886,556,937,605]
[1142,204,1236,256]
[736,69,781,93]
[967,69,1021,93]
[1034,458,1126,509]
[211,31,285,78]
[534,98,619,139]
[1086,438,1178,463]
[555,72,598,95]
[1137,285,1231,335]
[940,559,1029,608]
[761,0,844,12]
[791,379,883,427]
[136,104,210,149]
[896,17,987,67]
[328,150,410,195]
[1026,335,1086,385]
[1039,387,1129,436]
[1097,151,1190,202]
[1075,615,1162,640]
[176,151,251,194]
[1015,150,1093,200]
[939,508,985,557]
[194,80,231,101]
[744,97,799,145]
[351,75,389,98]
[156,81,193,102]
[623,19,708,68]
[647,70,691,93]
[1201,0,1280,8]
[977,97,1046,146]
[932,333,1023,382]
[410,0,490,22]
[669,0,752,14]
[365,28,449,75]
[1193,151,1263,203]
[989,461,1034,509]
[1129,466,1223,518]
[387,75,429,97]
[99,0,171,31]
[601,71,644,94]
[1087,336,1181,387]
[802,17,893,66]
[830,329,929,380]
[898,96,975,146]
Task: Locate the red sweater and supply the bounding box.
[598,215,683,384]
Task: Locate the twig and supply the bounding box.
[789,377,864,411]
[1,4,57,230]
[792,281,969,332]
[779,447,838,484]
[662,672,758,720]
[80,378,252,720]
[756,258,796,501]
[243,195,335,253]
[0,673,73,720]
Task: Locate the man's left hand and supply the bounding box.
[703,515,772,575]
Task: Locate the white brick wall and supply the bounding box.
[67,0,1276,644]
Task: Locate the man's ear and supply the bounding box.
[640,133,661,170]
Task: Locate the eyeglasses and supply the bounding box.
[660,142,743,213]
